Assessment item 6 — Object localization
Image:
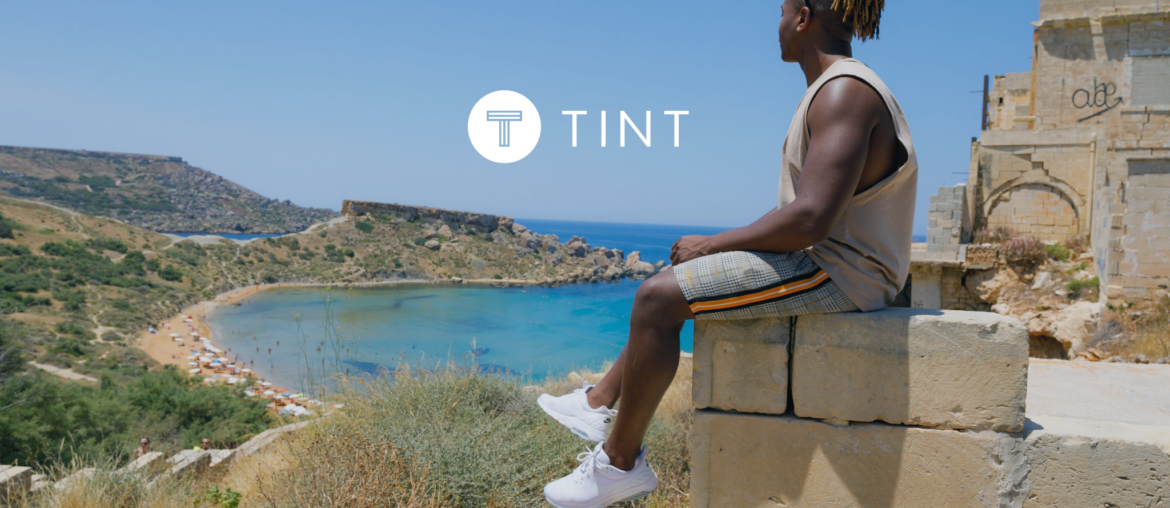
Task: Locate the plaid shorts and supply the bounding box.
[674,250,859,320]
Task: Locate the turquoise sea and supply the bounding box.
[210,219,731,390]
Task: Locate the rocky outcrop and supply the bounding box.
[341,200,504,232]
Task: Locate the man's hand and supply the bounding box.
[671,235,714,265]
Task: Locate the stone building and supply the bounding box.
[911,0,1170,308]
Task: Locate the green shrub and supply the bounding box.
[1045,242,1071,262]
[1066,276,1099,296]
[145,258,160,272]
[49,336,89,356]
[0,364,269,467]
[111,298,133,311]
[412,238,427,246]
[492,274,503,280]
[354,220,375,234]
[324,244,337,252]
[157,265,183,282]
[262,273,278,284]
[344,248,355,258]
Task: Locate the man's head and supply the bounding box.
[140,437,150,448]
[779,0,884,61]
[201,438,211,449]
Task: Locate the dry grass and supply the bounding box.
[1094,294,1170,361]
[7,355,696,508]
[1119,296,1170,360]
[7,459,197,508]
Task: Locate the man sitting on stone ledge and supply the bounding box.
[539,0,916,506]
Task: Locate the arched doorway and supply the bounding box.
[986,183,1080,242]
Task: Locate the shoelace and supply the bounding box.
[575,443,606,478]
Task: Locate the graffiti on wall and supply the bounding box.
[1072,79,1123,122]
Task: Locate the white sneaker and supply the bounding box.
[544,443,658,508]
[537,382,617,442]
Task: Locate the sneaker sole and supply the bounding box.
[537,399,609,442]
[543,490,654,508]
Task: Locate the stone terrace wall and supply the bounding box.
[341,200,506,232]
[689,309,1170,507]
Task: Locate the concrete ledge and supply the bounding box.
[691,410,1027,508]
[0,465,32,497]
[165,450,210,478]
[237,419,317,457]
[692,318,790,414]
[208,449,236,468]
[792,309,1029,432]
[1023,416,1170,508]
[53,468,94,491]
[119,451,163,475]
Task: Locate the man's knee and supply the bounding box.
[633,269,690,320]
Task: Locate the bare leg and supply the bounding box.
[599,268,693,471]
[586,349,624,409]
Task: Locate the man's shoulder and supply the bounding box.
[807,75,886,127]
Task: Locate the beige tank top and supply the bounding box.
[778,58,917,312]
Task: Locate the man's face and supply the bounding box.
[778,0,804,62]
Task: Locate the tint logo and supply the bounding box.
[468,90,689,163]
[468,90,541,164]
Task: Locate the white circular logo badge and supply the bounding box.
[468,90,541,164]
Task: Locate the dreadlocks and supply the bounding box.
[805,0,885,41]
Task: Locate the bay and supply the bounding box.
[210,219,732,390]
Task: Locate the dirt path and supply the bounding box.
[29,362,99,383]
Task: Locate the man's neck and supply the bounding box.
[798,39,853,87]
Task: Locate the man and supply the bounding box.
[201,437,212,450]
[539,0,916,506]
[133,437,151,459]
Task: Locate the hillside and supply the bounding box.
[0,146,338,234]
[0,196,663,377]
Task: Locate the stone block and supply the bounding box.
[692,318,790,414]
[120,451,163,474]
[691,410,1028,508]
[792,309,1029,432]
[0,465,32,497]
[53,468,94,491]
[166,450,210,478]
[208,449,236,468]
[1024,416,1170,508]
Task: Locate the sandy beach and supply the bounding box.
[135,278,542,373]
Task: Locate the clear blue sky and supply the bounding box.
[0,1,1038,234]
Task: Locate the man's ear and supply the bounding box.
[796,5,811,32]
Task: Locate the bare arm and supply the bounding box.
[671,77,888,265]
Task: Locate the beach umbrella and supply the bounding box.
[170,333,180,337]
[242,369,252,373]
[263,390,275,395]
[186,356,195,359]
[190,332,200,336]
[188,362,198,366]
[261,381,273,386]
[189,368,201,374]
[173,337,183,342]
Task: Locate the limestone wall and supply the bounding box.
[689,311,1170,507]
[923,184,969,261]
[966,0,1170,302]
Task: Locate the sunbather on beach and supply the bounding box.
[539,1,916,506]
